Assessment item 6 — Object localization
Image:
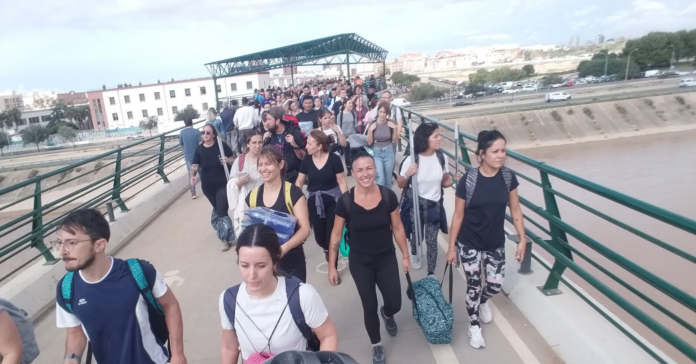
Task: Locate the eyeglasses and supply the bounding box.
[202,131,213,135]
[50,239,92,251]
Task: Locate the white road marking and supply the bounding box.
[437,236,541,364]
[429,343,461,364]
[315,260,348,274]
[163,270,185,287]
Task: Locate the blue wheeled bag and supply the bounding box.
[406,264,454,344]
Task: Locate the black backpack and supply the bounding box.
[223,276,321,352]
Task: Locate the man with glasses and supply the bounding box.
[54,209,187,364]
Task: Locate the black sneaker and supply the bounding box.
[372,344,385,364]
[346,168,352,177]
[380,306,397,337]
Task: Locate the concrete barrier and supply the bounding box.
[0,172,188,322]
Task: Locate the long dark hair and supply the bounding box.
[413,123,439,155]
[235,224,281,274]
[203,123,219,138]
[476,130,507,164]
[351,149,374,168]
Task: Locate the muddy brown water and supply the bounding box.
[496,129,696,363]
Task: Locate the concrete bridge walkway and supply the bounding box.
[30,178,563,364]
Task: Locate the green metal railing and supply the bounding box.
[0,120,205,283]
[396,106,696,363]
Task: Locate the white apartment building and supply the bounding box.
[86,73,271,130]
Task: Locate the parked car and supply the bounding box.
[562,81,574,87]
[127,135,145,140]
[391,98,411,108]
[453,101,472,107]
[521,85,538,92]
[679,78,696,87]
[545,92,571,102]
[502,88,519,94]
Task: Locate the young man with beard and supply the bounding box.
[262,106,306,183]
[54,209,187,364]
[296,96,320,136]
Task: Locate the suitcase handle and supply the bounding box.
[405,272,421,326]
[439,264,454,304]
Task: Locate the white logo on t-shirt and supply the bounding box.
[78,298,87,306]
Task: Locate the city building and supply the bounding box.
[57,91,88,106]
[85,73,271,130]
[1,92,25,111]
[568,35,580,48]
[596,34,605,45]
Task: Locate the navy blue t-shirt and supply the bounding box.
[55,258,168,364]
[455,168,519,251]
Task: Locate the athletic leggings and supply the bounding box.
[457,244,506,327]
[308,195,337,268]
[349,251,402,344]
[202,182,228,217]
[409,197,440,275]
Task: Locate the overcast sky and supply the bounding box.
[1,0,694,93]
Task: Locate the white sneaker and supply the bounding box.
[469,325,486,349]
[410,251,422,270]
[479,302,493,324]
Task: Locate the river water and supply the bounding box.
[504,128,696,363]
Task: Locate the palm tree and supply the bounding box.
[5,108,21,131]
[0,110,7,130]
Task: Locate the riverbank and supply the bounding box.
[448,91,696,150]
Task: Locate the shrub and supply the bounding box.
[566,109,574,115]
[583,107,595,120]
[408,83,447,102]
[550,110,563,122]
[28,169,39,179]
[93,161,104,172]
[675,96,686,106]
[643,99,655,109]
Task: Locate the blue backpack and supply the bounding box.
[58,258,170,364]
[406,264,454,344]
[223,275,321,352]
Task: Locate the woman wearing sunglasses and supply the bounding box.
[191,123,236,251]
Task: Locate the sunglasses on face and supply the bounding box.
[202,131,214,135]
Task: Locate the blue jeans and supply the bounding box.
[186,160,196,195]
[373,146,395,188]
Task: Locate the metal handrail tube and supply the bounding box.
[551,235,696,335]
[526,228,696,361]
[398,106,696,235]
[518,195,696,312]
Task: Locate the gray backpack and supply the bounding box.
[463,166,513,208]
[0,299,39,364]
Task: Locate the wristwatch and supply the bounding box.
[66,354,82,362]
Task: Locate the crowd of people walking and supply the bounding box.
[0,76,528,364]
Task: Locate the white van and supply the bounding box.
[545,92,571,102]
[679,78,696,87]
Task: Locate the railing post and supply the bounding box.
[158,135,170,183]
[31,180,58,264]
[539,171,573,295]
[458,132,472,169]
[112,150,129,212]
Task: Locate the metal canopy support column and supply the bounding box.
[290,66,294,86]
[346,53,351,79]
[213,77,220,111]
[382,61,386,76]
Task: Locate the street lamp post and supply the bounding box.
[603,51,609,76]
[625,48,639,83]
[670,45,675,70]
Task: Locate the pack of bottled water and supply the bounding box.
[241,207,297,244]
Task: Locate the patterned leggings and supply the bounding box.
[410,199,440,275]
[457,244,506,327]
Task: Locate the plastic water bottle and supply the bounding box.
[244,207,297,244]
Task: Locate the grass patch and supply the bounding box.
[675,96,686,106]
[615,104,628,116]
[93,161,104,172]
[566,108,574,115]
[28,170,39,179]
[550,110,563,122]
[643,99,655,109]
[583,107,595,120]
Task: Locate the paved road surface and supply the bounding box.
[31,176,562,364]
